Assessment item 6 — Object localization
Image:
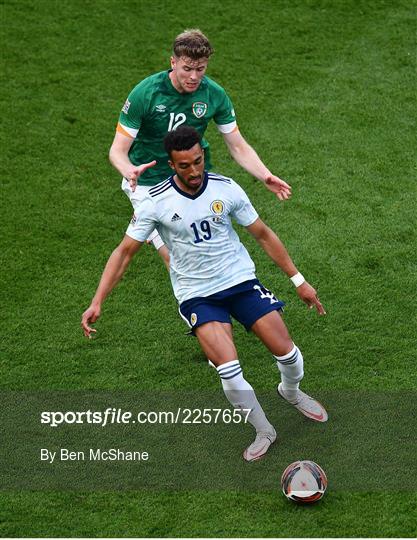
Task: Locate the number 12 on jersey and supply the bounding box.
[168,112,186,131]
[191,220,212,243]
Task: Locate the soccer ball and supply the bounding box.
[281,460,327,503]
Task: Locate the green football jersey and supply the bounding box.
[118,70,237,186]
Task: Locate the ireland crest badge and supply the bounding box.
[192,102,208,118]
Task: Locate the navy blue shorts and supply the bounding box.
[179,279,285,332]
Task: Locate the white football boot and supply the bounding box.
[243,428,277,462]
[278,383,328,422]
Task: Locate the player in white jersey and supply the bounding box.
[128,171,260,304]
[82,126,328,462]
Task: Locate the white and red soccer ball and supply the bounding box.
[281,460,327,503]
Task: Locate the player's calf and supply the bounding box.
[216,360,276,460]
[275,345,328,422]
[274,344,304,401]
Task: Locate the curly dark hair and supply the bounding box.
[164,126,202,158]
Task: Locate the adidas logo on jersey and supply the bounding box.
[171,213,182,222]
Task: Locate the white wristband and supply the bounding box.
[290,272,305,287]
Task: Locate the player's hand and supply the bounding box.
[296,282,326,315]
[81,304,101,338]
[128,160,157,192]
[264,174,292,201]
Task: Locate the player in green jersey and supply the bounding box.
[109,29,291,264]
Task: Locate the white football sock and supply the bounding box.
[217,360,274,434]
[274,345,304,400]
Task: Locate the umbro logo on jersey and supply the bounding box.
[171,213,182,222]
[156,104,167,112]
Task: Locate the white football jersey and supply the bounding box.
[126,172,259,303]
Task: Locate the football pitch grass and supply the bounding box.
[1,0,416,537]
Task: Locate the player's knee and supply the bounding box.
[271,312,293,355]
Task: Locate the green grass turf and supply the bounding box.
[1,0,416,537]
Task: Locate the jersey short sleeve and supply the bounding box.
[212,84,237,134]
[229,180,259,226]
[118,82,149,139]
[125,195,158,242]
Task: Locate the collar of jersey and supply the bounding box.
[170,171,208,200]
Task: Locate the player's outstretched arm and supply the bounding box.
[81,235,143,338]
[109,131,156,192]
[247,218,326,315]
[222,130,291,201]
